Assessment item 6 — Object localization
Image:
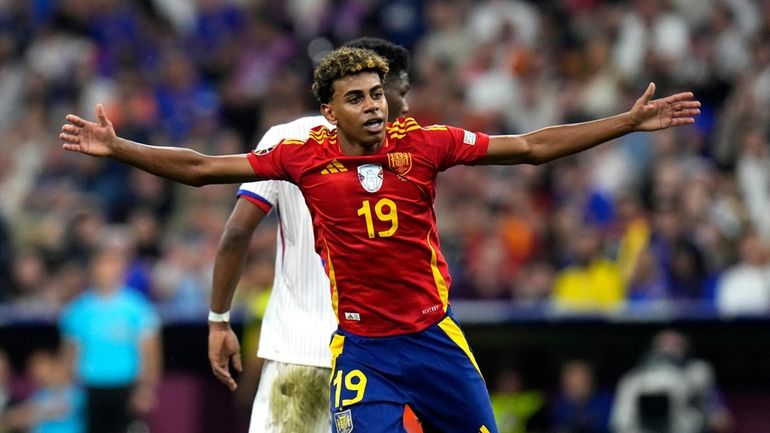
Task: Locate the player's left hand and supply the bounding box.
[208,322,243,391]
[629,82,701,131]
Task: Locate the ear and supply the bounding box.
[320,103,337,125]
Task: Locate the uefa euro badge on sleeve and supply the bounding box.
[253,145,277,156]
[334,409,354,433]
[357,164,383,193]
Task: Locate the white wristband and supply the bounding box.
[208,310,231,322]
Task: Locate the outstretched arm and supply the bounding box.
[208,199,268,391]
[60,104,257,186]
[479,83,700,165]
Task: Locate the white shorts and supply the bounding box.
[249,359,332,433]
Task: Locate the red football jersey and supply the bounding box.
[246,117,490,336]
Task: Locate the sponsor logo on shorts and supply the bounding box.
[334,409,354,433]
[344,312,361,321]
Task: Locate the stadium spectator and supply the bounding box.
[611,329,732,433]
[490,367,548,433]
[715,229,770,316]
[735,125,770,243]
[550,359,612,433]
[0,216,13,301]
[647,201,712,302]
[0,348,85,433]
[0,349,18,421]
[60,231,162,433]
[551,226,626,312]
[9,249,49,305]
[612,0,691,83]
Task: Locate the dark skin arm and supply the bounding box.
[208,199,268,391]
[480,83,701,165]
[60,104,256,186]
[131,331,162,415]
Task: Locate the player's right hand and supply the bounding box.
[208,322,243,391]
[60,103,117,157]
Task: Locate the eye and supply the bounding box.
[372,90,384,99]
[348,96,361,104]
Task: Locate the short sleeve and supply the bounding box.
[237,181,277,213]
[236,125,286,212]
[59,301,81,341]
[246,141,297,182]
[422,125,490,171]
[133,296,160,338]
[254,124,285,152]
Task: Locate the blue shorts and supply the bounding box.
[329,312,498,433]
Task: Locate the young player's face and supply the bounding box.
[384,71,410,121]
[325,72,388,150]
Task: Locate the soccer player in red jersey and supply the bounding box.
[60,47,700,432]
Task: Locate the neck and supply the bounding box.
[95,285,121,297]
[337,132,385,156]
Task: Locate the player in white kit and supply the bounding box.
[206,38,411,433]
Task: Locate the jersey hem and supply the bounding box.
[256,352,333,369]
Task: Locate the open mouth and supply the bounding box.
[363,118,384,132]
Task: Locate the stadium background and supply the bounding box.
[1,0,769,432]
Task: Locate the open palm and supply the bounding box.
[629,83,701,132]
[60,104,117,157]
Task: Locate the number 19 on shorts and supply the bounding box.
[332,369,368,408]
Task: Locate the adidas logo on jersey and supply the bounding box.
[321,160,347,174]
[344,312,360,321]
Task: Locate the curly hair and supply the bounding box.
[312,47,390,104]
[343,37,409,79]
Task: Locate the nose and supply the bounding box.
[363,96,380,113]
[401,99,409,116]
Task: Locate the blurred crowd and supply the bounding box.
[2,329,738,433]
[1,0,770,317]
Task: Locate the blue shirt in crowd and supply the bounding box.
[60,287,160,387]
[31,385,85,433]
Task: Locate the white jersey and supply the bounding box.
[238,115,337,368]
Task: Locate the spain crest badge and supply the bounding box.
[387,152,412,176]
[333,409,354,433]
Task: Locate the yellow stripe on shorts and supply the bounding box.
[329,334,345,382]
[437,316,482,376]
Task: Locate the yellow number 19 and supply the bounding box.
[356,198,398,238]
[332,369,368,408]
